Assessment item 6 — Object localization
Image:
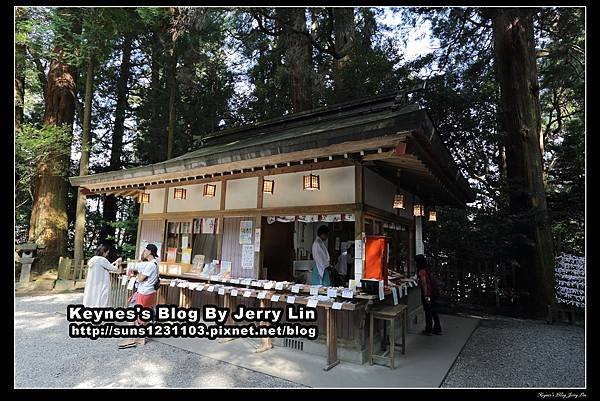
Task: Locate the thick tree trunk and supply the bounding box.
[279,8,313,113]
[492,8,556,316]
[166,40,177,160]
[333,7,355,103]
[100,34,134,245]
[29,8,81,272]
[149,30,163,164]
[73,57,94,268]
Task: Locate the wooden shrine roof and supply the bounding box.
[69,91,475,207]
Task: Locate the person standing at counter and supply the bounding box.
[311,225,332,286]
[335,242,352,285]
[416,254,442,335]
[119,244,160,349]
[83,244,122,307]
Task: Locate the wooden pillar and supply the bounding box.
[324,307,340,370]
[354,164,365,283]
[216,180,227,260]
[408,225,415,276]
[135,200,144,260]
[161,188,170,261]
[255,298,273,352]
[256,176,264,279]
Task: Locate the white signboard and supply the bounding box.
[241,244,254,269]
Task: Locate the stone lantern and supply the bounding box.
[15,243,44,283]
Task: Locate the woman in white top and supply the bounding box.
[82,244,122,307]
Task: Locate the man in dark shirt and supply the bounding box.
[416,254,442,335]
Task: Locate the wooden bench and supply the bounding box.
[369,304,407,369]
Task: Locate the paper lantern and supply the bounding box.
[303,174,320,191]
[263,179,274,194]
[413,203,424,217]
[393,194,405,209]
[203,184,216,197]
[138,192,150,204]
[173,187,187,200]
[428,210,437,222]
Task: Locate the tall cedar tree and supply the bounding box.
[28,8,82,272]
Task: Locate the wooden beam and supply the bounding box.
[139,203,359,221]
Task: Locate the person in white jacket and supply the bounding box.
[82,244,122,307]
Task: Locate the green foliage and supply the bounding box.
[14,6,584,272]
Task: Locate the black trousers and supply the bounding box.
[422,295,442,333]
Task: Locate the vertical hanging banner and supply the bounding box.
[254,228,261,252]
[239,220,253,244]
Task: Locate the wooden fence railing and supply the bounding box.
[432,258,518,309]
[58,257,88,281]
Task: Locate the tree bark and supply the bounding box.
[28,8,81,272]
[100,34,134,245]
[149,30,163,164]
[492,8,556,316]
[278,8,313,113]
[73,56,94,268]
[332,7,355,103]
[166,37,177,160]
[15,7,27,132]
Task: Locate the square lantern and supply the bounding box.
[203,183,216,197]
[429,210,437,222]
[393,194,405,209]
[413,203,424,217]
[138,192,150,204]
[303,174,320,191]
[174,187,187,200]
[263,179,274,194]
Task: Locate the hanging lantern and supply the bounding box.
[303,173,320,191]
[393,194,405,209]
[173,187,187,200]
[413,203,424,217]
[138,192,150,204]
[203,183,217,197]
[428,210,437,222]
[263,179,274,194]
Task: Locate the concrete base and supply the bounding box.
[156,314,479,387]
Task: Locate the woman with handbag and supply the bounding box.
[82,244,122,308]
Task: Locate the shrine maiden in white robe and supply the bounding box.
[83,256,119,307]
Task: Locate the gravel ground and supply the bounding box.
[14,293,305,388]
[15,293,585,388]
[441,315,585,388]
